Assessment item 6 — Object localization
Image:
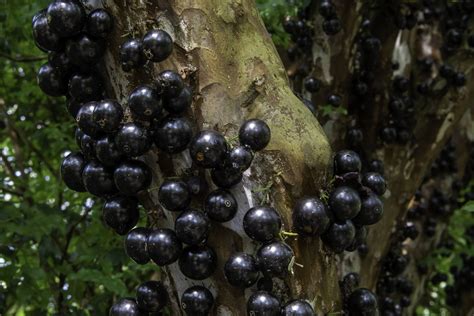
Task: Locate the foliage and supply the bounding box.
[0,1,152,314]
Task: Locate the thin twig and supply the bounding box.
[0,51,47,62]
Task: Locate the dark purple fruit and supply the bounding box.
[292,197,330,236]
[37,63,67,96]
[68,73,103,102]
[243,206,281,242]
[109,298,143,316]
[158,179,191,212]
[154,116,193,154]
[164,85,192,114]
[157,70,184,98]
[323,18,341,35]
[93,99,123,133]
[60,152,87,192]
[147,228,182,266]
[86,9,113,38]
[115,123,151,157]
[142,29,173,62]
[128,85,162,120]
[362,172,386,196]
[32,10,62,52]
[347,288,378,316]
[125,227,150,264]
[185,175,208,196]
[368,159,384,175]
[103,196,139,235]
[321,220,356,253]
[178,245,217,280]
[181,286,214,316]
[136,281,168,312]
[327,94,342,107]
[282,300,315,315]
[334,150,361,175]
[352,194,383,226]
[189,130,228,168]
[210,167,243,189]
[329,186,361,221]
[175,209,210,245]
[204,189,238,222]
[224,252,259,288]
[120,39,146,72]
[114,160,152,196]
[76,102,101,138]
[66,34,106,65]
[228,146,253,171]
[49,51,75,76]
[247,291,280,316]
[238,119,271,151]
[46,0,85,37]
[303,77,321,93]
[346,225,368,252]
[78,131,96,160]
[256,241,293,278]
[82,160,117,197]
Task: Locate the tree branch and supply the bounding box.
[0,51,47,62]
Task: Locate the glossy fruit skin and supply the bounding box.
[178,245,217,280]
[243,206,281,242]
[93,99,123,133]
[292,197,330,236]
[32,11,62,52]
[109,297,144,316]
[347,288,378,316]
[115,123,151,157]
[76,102,101,138]
[158,179,191,212]
[224,252,259,288]
[66,34,106,65]
[352,194,384,226]
[362,172,387,196]
[49,51,75,77]
[346,225,368,252]
[210,167,243,189]
[164,85,192,114]
[82,160,117,197]
[136,281,168,312]
[334,150,361,175]
[114,160,152,196]
[321,220,356,253]
[68,73,103,102]
[61,152,87,192]
[86,9,114,38]
[256,241,294,278]
[246,291,280,316]
[228,146,253,171]
[368,159,384,175]
[103,196,139,235]
[204,189,238,222]
[46,0,86,37]
[181,286,214,316]
[175,209,210,245]
[78,131,97,160]
[147,228,182,266]
[303,77,320,93]
[142,29,173,62]
[329,186,361,221]
[238,119,271,151]
[125,227,150,264]
[95,136,123,167]
[37,63,67,96]
[157,70,184,97]
[154,116,193,154]
[128,85,162,120]
[281,300,315,316]
[189,130,228,168]
[120,39,146,72]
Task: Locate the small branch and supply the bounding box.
[0,51,47,62]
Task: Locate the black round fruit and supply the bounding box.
[109,298,142,316]
[158,179,191,212]
[181,286,214,316]
[329,186,361,221]
[66,34,106,65]
[243,206,281,242]
[362,172,386,196]
[142,29,173,62]
[86,9,114,38]
[292,197,330,236]
[247,291,280,316]
[228,146,254,171]
[178,245,217,280]
[115,123,151,157]
[175,209,210,245]
[32,10,62,52]
[49,51,75,77]
[78,131,97,160]
[346,225,368,252]
[347,288,378,316]
[224,252,259,288]
[125,227,150,264]
[61,152,87,192]
[68,73,103,102]
[238,119,271,151]
[76,102,101,138]
[103,196,139,235]
[128,85,162,120]
[189,130,228,168]
[334,150,361,175]
[352,194,384,226]
[303,77,321,93]
[82,160,117,197]
[46,0,85,37]
[120,39,146,72]
[147,228,182,266]
[154,116,193,154]
[368,159,384,175]
[210,167,243,189]
[256,241,294,278]
[204,189,238,222]
[164,85,192,114]
[157,70,184,97]
[114,160,152,196]
[136,281,168,312]
[321,220,356,253]
[37,63,67,97]
[281,300,315,316]
[93,99,123,133]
